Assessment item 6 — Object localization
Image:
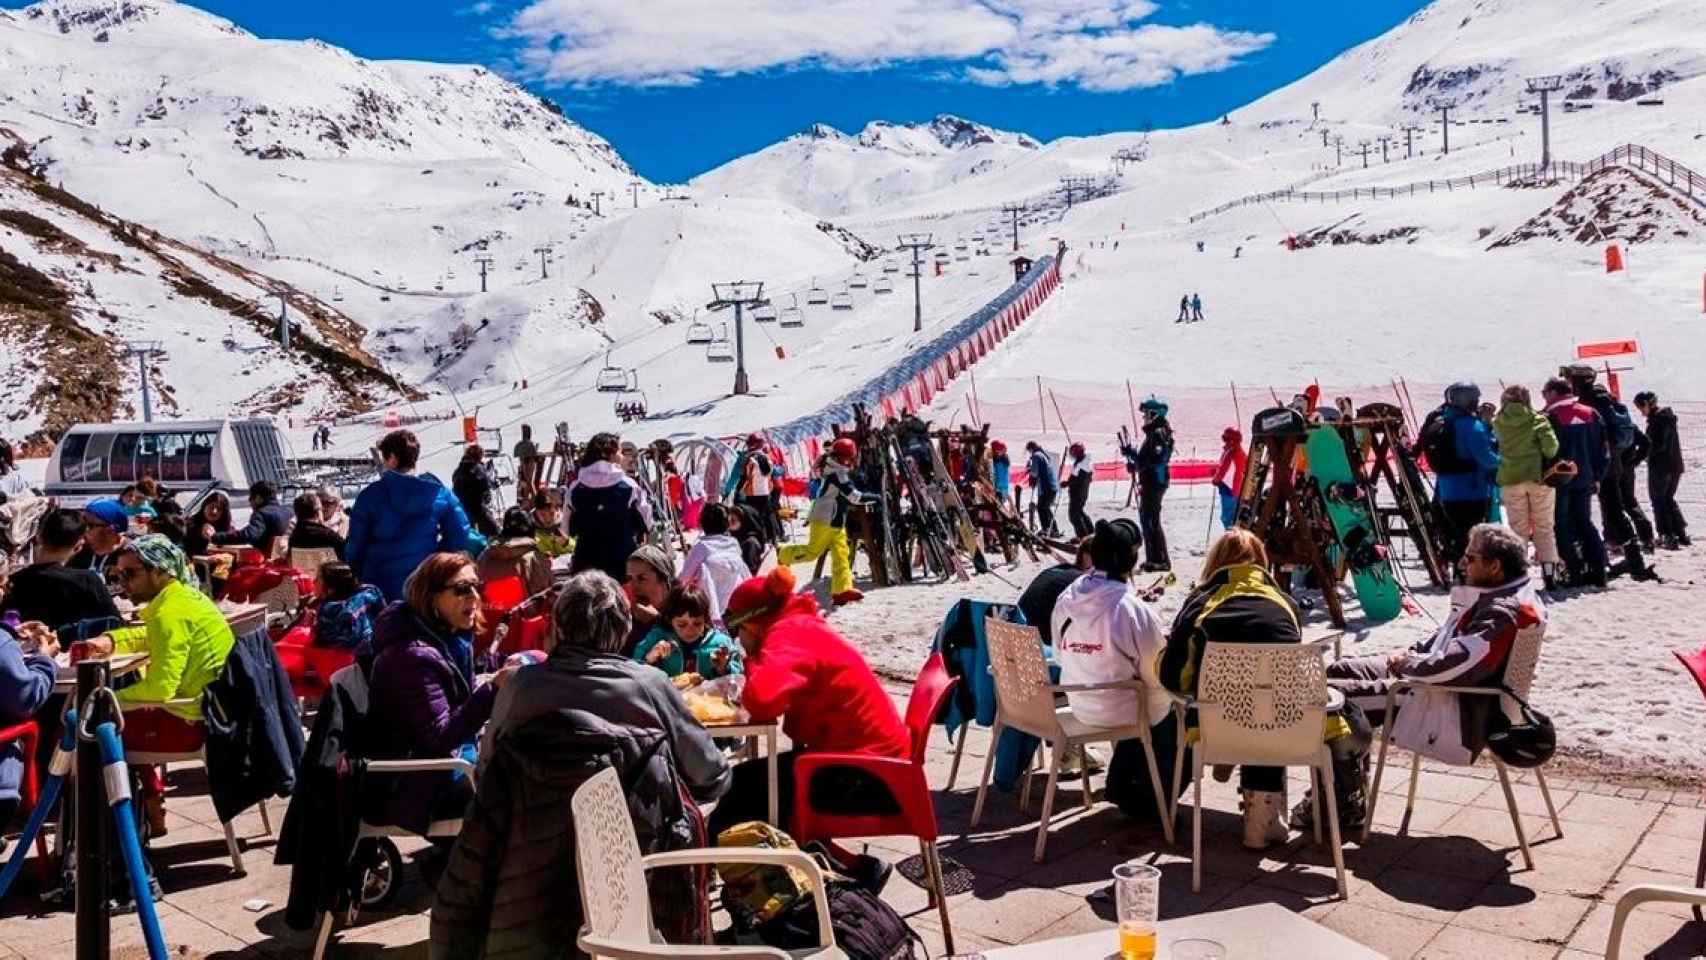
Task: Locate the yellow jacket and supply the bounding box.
[110,580,236,722]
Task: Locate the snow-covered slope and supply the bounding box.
[692,115,1041,218]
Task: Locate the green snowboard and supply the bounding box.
[1305,426,1401,622]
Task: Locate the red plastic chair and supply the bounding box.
[0,719,51,887]
[1673,647,1706,916]
[477,577,527,655]
[495,594,551,658]
[792,653,960,954]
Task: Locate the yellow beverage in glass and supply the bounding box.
[1119,921,1157,960]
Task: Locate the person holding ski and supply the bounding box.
[1135,397,1174,571]
[1419,383,1500,577]
[1634,391,1690,549]
[1065,442,1095,537]
[1190,293,1204,323]
[1212,427,1248,529]
[1118,429,1142,508]
[1024,441,1061,537]
[776,438,868,606]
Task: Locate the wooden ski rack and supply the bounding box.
[1234,405,1347,628]
[1352,402,1449,587]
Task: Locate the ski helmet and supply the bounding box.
[990,439,1007,455]
[1139,395,1169,418]
[1444,382,1480,411]
[830,437,858,463]
[1221,426,1242,445]
[746,433,765,450]
[1070,442,1086,458]
[1486,706,1556,768]
[1559,362,1597,384]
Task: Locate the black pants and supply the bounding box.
[1651,469,1689,540]
[741,495,778,543]
[1138,484,1169,567]
[1597,466,1642,546]
[1612,468,1656,546]
[1035,487,1059,536]
[1554,485,1607,578]
[1437,498,1489,570]
[1067,487,1093,538]
[1108,712,1190,824]
[706,750,900,841]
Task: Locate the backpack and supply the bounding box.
[1417,405,1473,474]
[757,881,922,960]
[752,452,772,477]
[1603,400,1637,452]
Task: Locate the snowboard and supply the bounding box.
[1304,425,1401,622]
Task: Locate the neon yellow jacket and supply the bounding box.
[109,580,236,722]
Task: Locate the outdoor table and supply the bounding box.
[978,902,1386,958]
[54,652,149,695]
[704,718,781,825]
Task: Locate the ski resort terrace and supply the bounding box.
[1188,144,1706,223]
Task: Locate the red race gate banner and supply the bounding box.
[1576,339,1639,359]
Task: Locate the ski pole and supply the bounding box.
[93,721,168,960]
[0,710,76,902]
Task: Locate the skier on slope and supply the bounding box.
[1212,427,1248,529]
[1190,293,1204,323]
[1176,295,1190,323]
[1065,442,1095,538]
[776,438,868,606]
[1135,397,1175,571]
[1024,441,1062,538]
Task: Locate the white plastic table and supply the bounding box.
[706,719,781,825]
[979,903,1387,958]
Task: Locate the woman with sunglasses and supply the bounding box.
[367,552,517,836]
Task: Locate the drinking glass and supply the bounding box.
[1172,939,1226,960]
[1112,862,1162,960]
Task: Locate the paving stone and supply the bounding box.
[1558,792,1664,829]
[1568,901,1706,958]
[1352,867,1484,925]
[1394,834,1523,884]
[1631,830,1706,876]
[935,878,1089,945]
[1510,847,1623,898]
[1416,923,1558,959]
[1451,886,1594,943]
[1604,865,1706,920]
[1650,804,1706,841]
[1319,902,1444,960]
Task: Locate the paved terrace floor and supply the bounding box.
[3,680,1704,959]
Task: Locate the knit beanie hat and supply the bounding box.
[1090,518,1142,577]
[83,498,130,531]
[627,545,675,583]
[724,566,797,631]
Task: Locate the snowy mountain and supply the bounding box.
[1246,0,1706,125]
[692,114,1043,218]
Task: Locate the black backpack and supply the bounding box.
[1417,405,1472,475]
[1603,400,1637,452]
[754,881,921,960]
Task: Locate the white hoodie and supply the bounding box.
[1051,572,1171,728]
[680,533,749,624]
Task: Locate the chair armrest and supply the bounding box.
[641,849,835,951]
[122,699,201,712]
[366,757,476,788]
[1388,680,1504,697]
[1050,679,1146,694]
[1607,884,1706,960]
[579,931,788,960]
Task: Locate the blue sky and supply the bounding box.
[10,1,1430,181]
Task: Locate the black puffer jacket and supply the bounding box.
[431,648,730,959]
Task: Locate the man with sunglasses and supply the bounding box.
[77,534,236,835]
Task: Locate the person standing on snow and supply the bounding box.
[1065,442,1095,538]
[1135,397,1174,571]
[777,438,868,606]
[565,432,654,583]
[723,434,779,543]
[1491,385,1561,590]
[1176,295,1190,323]
[990,440,1013,506]
[1425,383,1501,577]
[1542,377,1610,587]
[1563,364,1657,581]
[1212,427,1248,529]
[1025,441,1061,537]
[1190,293,1204,323]
[1635,391,1690,549]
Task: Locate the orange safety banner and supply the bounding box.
[1575,339,1639,359]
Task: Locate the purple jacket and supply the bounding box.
[365,601,496,832]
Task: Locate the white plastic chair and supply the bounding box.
[1363,621,1562,869]
[571,766,845,959]
[1173,640,1347,897]
[124,701,272,875]
[970,620,1175,862]
[1606,884,1706,960]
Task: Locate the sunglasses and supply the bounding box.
[116,565,145,581]
[442,581,480,598]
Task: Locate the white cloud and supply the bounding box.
[499,0,1274,91]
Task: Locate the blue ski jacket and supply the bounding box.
[1434,407,1501,503]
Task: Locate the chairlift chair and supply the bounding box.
[706,326,735,362]
[780,295,805,328]
[614,390,648,423]
[685,321,714,344]
[805,285,829,305]
[873,276,895,294]
[595,357,633,392]
[955,251,970,262]
[752,302,779,323]
[830,289,854,311]
[849,272,868,289]
[882,260,900,273]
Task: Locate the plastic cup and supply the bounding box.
[1112,862,1162,960]
[1172,939,1226,960]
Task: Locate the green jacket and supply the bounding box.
[109,579,236,722]
[1492,402,1559,487]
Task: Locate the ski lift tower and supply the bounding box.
[1525,75,1565,169]
[708,281,766,396]
[1000,204,1024,252]
[1431,97,1457,155]
[121,340,163,422]
[896,232,935,332]
[629,180,642,208]
[273,292,291,349]
[533,243,552,279]
[474,255,494,293]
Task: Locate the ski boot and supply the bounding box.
[831,589,866,606]
[1241,788,1291,851]
[1541,563,1559,593]
[1661,536,1681,551]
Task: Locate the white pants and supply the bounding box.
[1502,481,1559,566]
